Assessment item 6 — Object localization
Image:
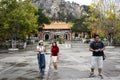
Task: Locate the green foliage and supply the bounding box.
[71,5,93,33]
[0,0,51,41]
[71,15,89,32]
[57,38,64,44]
[37,8,51,31]
[91,0,120,41]
[37,8,51,26]
[82,5,90,13]
[113,36,120,45]
[0,0,38,40]
[84,3,106,37]
[85,38,90,43]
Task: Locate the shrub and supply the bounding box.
[57,38,64,44]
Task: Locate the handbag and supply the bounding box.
[102,52,106,60]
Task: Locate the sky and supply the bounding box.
[65,0,92,5]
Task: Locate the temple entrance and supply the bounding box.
[75,33,78,37]
[45,34,49,40]
[53,34,60,39]
[54,32,61,39]
[64,34,68,40]
[56,35,60,38]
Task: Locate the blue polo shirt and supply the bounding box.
[90,41,105,56]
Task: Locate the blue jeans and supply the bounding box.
[37,54,46,74]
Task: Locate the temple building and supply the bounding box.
[38,22,73,41]
[38,22,89,41]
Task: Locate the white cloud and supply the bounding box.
[65,0,92,5]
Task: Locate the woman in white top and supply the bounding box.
[36,40,46,75]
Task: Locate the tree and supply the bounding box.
[71,15,89,33]
[0,0,38,41]
[91,0,120,44]
[37,8,51,31]
[0,0,51,41]
[0,0,39,49]
[85,0,110,38]
[81,5,90,14]
[0,0,51,48]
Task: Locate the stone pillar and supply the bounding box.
[70,32,73,40]
[38,32,44,40]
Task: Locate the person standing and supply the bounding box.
[36,40,46,75]
[51,42,59,72]
[89,35,105,79]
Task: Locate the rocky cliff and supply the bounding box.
[32,0,87,22]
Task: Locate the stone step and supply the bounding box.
[58,44,89,48]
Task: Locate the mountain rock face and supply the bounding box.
[32,0,86,21]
